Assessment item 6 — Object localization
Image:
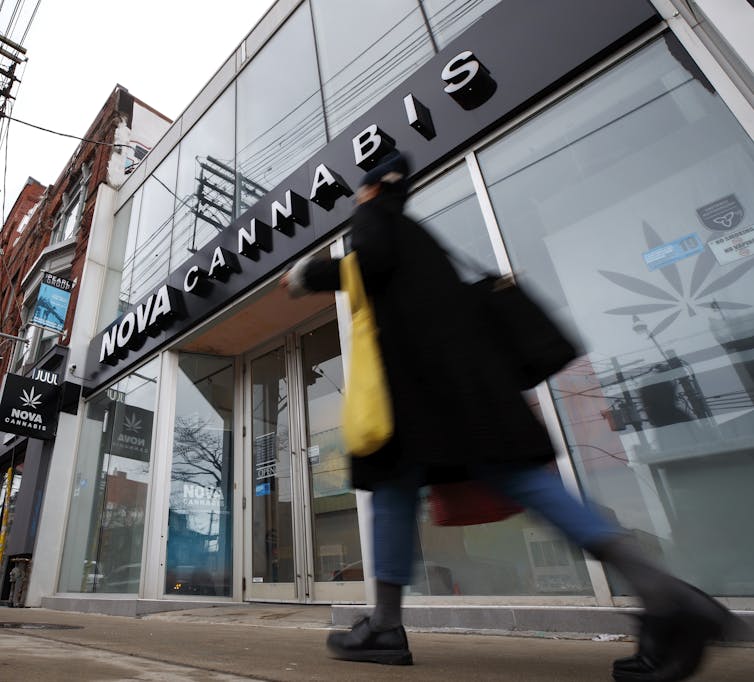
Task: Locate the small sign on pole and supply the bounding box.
[31,272,74,333]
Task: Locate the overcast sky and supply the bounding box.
[2,0,274,218]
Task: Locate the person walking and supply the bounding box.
[282,151,741,681]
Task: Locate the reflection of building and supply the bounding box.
[12,0,754,635]
[710,312,754,407]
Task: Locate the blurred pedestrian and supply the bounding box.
[282,150,740,680]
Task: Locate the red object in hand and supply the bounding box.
[429,481,524,526]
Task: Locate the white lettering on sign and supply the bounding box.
[208,246,227,279]
[100,285,178,364]
[5,408,47,431]
[32,369,59,385]
[97,47,499,370]
[442,51,480,94]
[184,265,201,293]
[310,164,337,200]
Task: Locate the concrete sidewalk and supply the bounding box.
[1,604,752,681]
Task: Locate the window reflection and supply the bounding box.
[171,87,236,273]
[97,194,139,330]
[236,3,326,214]
[478,36,754,596]
[251,348,295,584]
[166,355,234,596]
[127,151,178,304]
[310,0,434,136]
[422,0,502,49]
[301,321,362,582]
[58,359,159,594]
[405,163,592,596]
[407,162,498,281]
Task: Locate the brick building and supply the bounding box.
[0,85,169,601]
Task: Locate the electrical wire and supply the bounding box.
[0,112,135,150]
[19,0,39,44]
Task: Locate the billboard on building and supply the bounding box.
[31,272,74,333]
[0,372,61,440]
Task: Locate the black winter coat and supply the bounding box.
[303,193,555,490]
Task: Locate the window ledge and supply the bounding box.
[20,237,77,293]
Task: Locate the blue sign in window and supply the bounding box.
[643,233,704,271]
[255,482,271,497]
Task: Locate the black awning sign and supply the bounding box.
[0,373,61,440]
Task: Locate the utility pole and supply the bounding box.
[0,33,26,125]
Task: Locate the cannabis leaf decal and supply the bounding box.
[599,220,753,336]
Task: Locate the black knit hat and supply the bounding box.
[360,151,410,195]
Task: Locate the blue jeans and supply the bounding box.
[372,464,621,585]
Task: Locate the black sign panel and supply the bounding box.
[696,194,745,232]
[0,373,61,440]
[107,404,154,462]
[85,0,659,390]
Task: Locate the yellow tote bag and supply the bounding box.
[340,252,394,456]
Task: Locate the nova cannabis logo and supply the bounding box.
[123,413,142,434]
[20,386,42,409]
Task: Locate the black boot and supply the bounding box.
[588,537,744,682]
[326,616,413,665]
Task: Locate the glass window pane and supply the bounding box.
[404,164,592,596]
[98,193,139,331]
[171,86,236,273]
[58,359,159,593]
[236,3,326,212]
[129,151,178,304]
[166,354,234,597]
[406,162,498,281]
[411,474,592,596]
[478,37,754,596]
[311,0,434,136]
[250,347,295,583]
[300,321,362,582]
[422,0,502,49]
[62,193,81,240]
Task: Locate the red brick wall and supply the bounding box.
[0,86,133,376]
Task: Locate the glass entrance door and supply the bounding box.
[245,319,363,603]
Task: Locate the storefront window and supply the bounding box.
[165,354,234,597]
[128,151,178,305]
[171,86,236,274]
[405,164,592,596]
[236,3,325,213]
[310,0,434,137]
[98,194,140,331]
[115,190,143,321]
[407,162,498,280]
[478,36,754,596]
[422,0,501,49]
[300,321,361,582]
[58,359,159,593]
[251,347,295,584]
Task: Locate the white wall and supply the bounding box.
[692,0,754,75]
[25,184,118,606]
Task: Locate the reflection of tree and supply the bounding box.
[172,415,224,489]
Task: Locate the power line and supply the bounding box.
[0,113,136,150]
[19,0,39,44]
